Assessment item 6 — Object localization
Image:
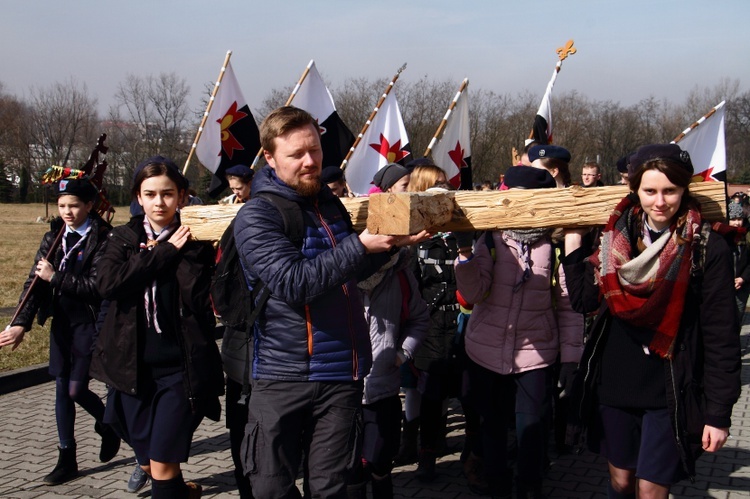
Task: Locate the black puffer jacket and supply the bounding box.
[12,213,111,330]
[563,227,741,479]
[90,216,224,420]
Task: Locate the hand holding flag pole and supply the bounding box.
[341,63,407,171]
[9,134,111,329]
[183,50,233,176]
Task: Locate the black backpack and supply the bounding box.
[211,193,305,333]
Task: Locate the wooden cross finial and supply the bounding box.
[556,39,576,61]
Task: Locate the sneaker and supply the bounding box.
[127,462,150,493]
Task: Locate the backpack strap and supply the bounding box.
[255,192,305,247]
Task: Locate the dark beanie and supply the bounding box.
[628,144,694,177]
[528,145,571,163]
[321,166,344,184]
[372,163,410,191]
[616,153,633,174]
[503,166,556,189]
[56,178,98,202]
[224,164,254,181]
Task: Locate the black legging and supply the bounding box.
[55,376,105,447]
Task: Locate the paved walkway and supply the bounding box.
[0,328,748,498]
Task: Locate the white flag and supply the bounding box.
[293,61,354,166]
[344,89,411,195]
[195,61,259,175]
[673,101,726,182]
[431,87,471,188]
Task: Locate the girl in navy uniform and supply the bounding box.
[90,156,223,499]
[0,178,120,485]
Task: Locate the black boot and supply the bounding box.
[393,417,419,466]
[371,472,394,499]
[516,480,545,499]
[415,449,437,483]
[94,421,121,462]
[43,445,78,485]
[152,473,202,499]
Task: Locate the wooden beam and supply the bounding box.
[366,183,727,234]
[180,182,727,240]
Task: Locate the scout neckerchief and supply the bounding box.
[59,219,92,272]
[140,217,178,334]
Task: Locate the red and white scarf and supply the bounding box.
[590,195,701,359]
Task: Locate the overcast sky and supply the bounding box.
[2,0,749,119]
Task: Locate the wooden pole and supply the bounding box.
[423,78,469,158]
[182,50,233,176]
[340,63,407,171]
[527,39,576,141]
[671,101,725,144]
[180,182,727,240]
[250,60,314,169]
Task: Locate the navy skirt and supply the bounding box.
[104,371,204,464]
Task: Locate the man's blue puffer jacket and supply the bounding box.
[234,165,374,382]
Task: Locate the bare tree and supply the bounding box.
[27,78,99,170]
[109,73,191,169]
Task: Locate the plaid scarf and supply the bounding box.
[590,194,701,359]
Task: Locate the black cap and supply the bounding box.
[628,144,693,177]
[56,178,98,202]
[225,164,254,180]
[503,166,556,189]
[615,153,633,174]
[321,166,344,184]
[405,157,435,170]
[372,163,410,191]
[528,145,571,163]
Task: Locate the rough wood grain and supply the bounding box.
[366,182,727,234]
[180,182,727,240]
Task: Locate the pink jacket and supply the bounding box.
[454,231,583,375]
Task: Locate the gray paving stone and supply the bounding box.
[1,330,748,498]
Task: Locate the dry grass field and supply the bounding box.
[0,203,128,372]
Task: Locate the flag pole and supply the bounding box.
[527,39,576,141]
[340,63,407,171]
[250,60,315,169]
[671,101,726,144]
[423,78,469,158]
[183,50,233,176]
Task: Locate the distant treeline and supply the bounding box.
[1,75,748,204]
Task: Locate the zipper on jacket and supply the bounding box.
[668,358,695,483]
[577,314,609,450]
[312,200,359,380]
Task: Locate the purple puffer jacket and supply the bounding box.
[454,230,583,375]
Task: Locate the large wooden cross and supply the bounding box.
[181,183,727,240]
